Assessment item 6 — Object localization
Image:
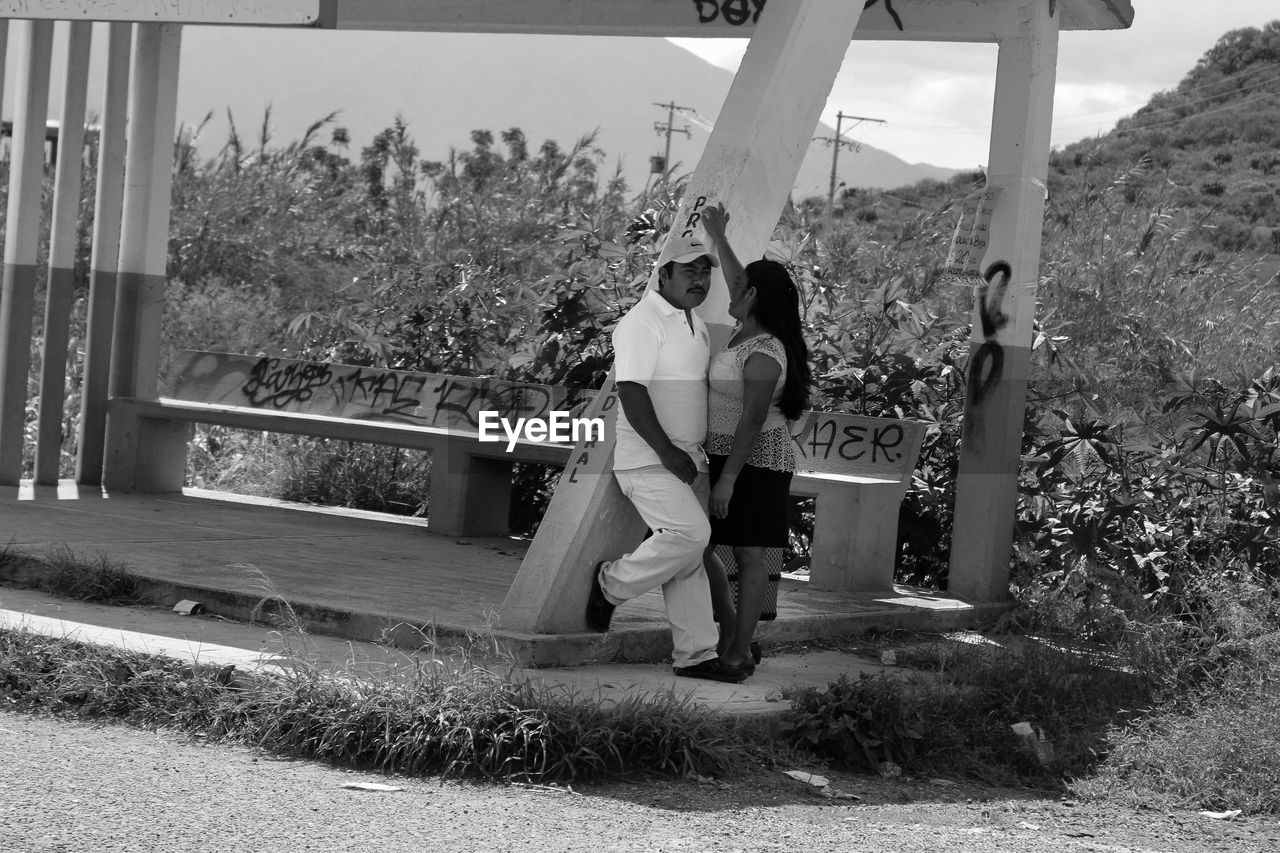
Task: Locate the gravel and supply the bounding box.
[3,710,1277,852]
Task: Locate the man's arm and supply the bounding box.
[617,381,698,484]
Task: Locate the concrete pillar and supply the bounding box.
[949,3,1060,601]
[502,0,867,633]
[107,24,180,402]
[35,22,93,485]
[76,22,133,485]
[0,20,8,158]
[0,21,54,485]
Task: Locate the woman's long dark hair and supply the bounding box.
[744,259,810,421]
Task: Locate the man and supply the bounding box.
[584,233,748,684]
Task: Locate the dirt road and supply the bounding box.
[2,710,1275,853]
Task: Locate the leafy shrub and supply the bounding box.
[783,673,925,772]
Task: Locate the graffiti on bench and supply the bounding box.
[170,351,594,435]
[790,411,921,482]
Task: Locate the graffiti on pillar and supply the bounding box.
[678,195,710,237]
[963,261,1012,440]
[692,0,765,26]
[563,382,620,484]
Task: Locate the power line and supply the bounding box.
[651,101,694,183]
[1052,68,1280,133]
[1100,89,1280,139]
[814,111,886,212]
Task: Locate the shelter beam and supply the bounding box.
[0,21,54,485]
[77,22,133,485]
[948,0,1059,601]
[35,22,93,485]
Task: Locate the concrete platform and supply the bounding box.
[0,586,898,717]
[2,480,1010,667]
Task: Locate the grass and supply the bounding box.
[4,547,1279,810]
[783,630,1157,788]
[1,543,142,605]
[0,619,757,784]
[1071,675,1280,814]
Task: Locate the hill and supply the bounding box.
[866,20,1280,261]
[175,27,957,200]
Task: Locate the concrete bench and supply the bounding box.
[105,351,924,591]
[104,351,586,536]
[788,411,926,593]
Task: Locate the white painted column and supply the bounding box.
[76,22,133,485]
[949,2,1059,601]
[0,21,9,153]
[0,21,54,485]
[107,23,181,402]
[103,23,182,492]
[35,22,93,485]
[502,0,866,633]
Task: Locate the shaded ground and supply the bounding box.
[3,710,1275,853]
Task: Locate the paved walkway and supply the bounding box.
[0,585,904,715]
[2,481,1005,669]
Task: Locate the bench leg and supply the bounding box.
[429,445,512,537]
[103,405,193,493]
[808,482,905,594]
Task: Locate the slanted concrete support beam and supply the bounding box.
[77,22,132,485]
[502,0,867,633]
[948,1,1059,601]
[35,22,93,485]
[0,21,53,485]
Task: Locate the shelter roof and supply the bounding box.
[329,0,1134,40]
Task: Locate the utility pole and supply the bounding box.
[652,101,693,183]
[815,111,886,213]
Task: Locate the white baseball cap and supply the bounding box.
[657,235,720,268]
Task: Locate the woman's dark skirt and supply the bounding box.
[707,454,793,547]
[707,454,794,622]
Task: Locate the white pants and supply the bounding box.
[603,465,718,668]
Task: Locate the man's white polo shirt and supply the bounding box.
[612,289,710,471]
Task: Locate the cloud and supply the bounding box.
[671,0,1278,169]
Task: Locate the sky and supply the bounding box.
[670,0,1280,170]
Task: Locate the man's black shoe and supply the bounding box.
[585,560,615,633]
[673,657,750,684]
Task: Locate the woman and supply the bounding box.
[699,203,811,675]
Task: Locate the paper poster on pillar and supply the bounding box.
[944,186,1003,289]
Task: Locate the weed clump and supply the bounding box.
[1,545,141,605]
[0,627,749,784]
